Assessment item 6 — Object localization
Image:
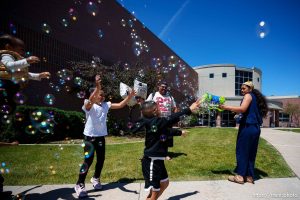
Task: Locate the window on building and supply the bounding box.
[209,73,214,78]
[279,113,290,122]
[235,70,253,96]
[235,89,239,96]
[221,110,236,127]
[257,77,260,82]
[198,113,216,127]
[222,73,227,78]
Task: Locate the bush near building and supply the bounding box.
[0,105,125,143]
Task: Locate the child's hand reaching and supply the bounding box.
[189,98,201,112]
[95,74,101,83]
[181,130,188,137]
[26,56,40,64]
[39,72,51,79]
[128,88,136,98]
[95,74,101,88]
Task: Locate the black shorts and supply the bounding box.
[142,156,168,191]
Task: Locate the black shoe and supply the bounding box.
[0,191,13,199]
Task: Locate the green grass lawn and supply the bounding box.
[277,128,300,133]
[0,128,294,185]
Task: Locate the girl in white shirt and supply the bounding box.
[74,75,135,198]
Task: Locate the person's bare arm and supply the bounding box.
[111,89,136,109]
[38,72,51,79]
[0,141,19,147]
[84,75,101,111]
[219,93,252,113]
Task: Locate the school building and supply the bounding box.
[194,64,300,128]
[1,1,299,127]
[0,0,197,119]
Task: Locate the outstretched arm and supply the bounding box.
[130,119,145,134]
[28,72,51,81]
[0,141,19,147]
[84,75,102,111]
[171,96,178,113]
[168,128,182,136]
[163,98,201,127]
[38,72,51,79]
[1,54,30,70]
[219,94,252,113]
[111,89,136,109]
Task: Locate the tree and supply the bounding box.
[69,57,166,126]
[283,103,300,127]
[69,57,164,101]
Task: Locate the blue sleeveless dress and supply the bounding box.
[235,92,262,177]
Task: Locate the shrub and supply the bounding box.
[0,105,124,143]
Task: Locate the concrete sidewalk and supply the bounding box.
[5,178,300,200]
[4,128,300,200]
[260,128,300,178]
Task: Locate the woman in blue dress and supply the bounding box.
[219,81,268,184]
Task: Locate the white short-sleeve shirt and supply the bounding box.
[82,100,112,137]
[146,92,176,117]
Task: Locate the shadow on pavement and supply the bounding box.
[23,187,101,200]
[9,185,42,200]
[211,168,268,181]
[100,178,143,194]
[167,191,199,200]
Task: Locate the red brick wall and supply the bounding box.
[273,98,300,127]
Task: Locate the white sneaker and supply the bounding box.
[90,177,102,190]
[74,183,88,198]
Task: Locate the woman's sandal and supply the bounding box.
[228,175,244,184]
[245,176,255,184]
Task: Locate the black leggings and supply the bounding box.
[0,80,20,118]
[77,136,105,184]
[0,174,4,191]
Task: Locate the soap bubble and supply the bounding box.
[86,1,99,16]
[44,94,55,105]
[41,23,51,34]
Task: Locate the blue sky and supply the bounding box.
[117,0,300,96]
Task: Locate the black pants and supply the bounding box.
[0,174,4,191]
[0,80,20,112]
[77,136,105,184]
[0,80,20,137]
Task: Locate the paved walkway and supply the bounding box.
[4,128,300,200]
[260,128,300,178]
[5,177,300,200]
